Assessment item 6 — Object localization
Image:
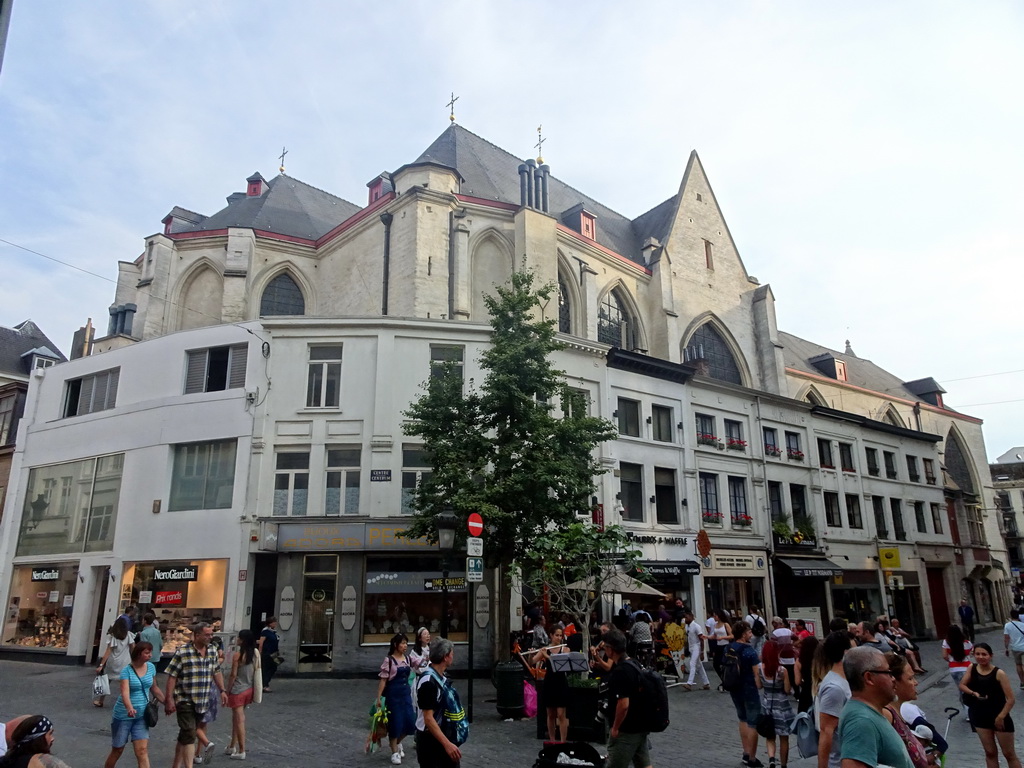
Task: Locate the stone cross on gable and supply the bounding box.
[447,92,459,123]
[279,146,288,173]
[535,125,546,164]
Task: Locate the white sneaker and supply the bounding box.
[399,745,405,757]
[228,752,246,761]
[391,752,402,765]
[193,757,203,765]
[204,743,216,765]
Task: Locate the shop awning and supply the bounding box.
[778,557,844,578]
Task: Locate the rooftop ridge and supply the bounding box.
[270,173,361,211]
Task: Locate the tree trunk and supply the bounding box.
[494,556,515,661]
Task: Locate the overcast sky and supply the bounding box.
[1,2,1022,459]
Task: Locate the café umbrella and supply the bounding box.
[565,567,666,597]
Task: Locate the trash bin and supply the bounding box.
[494,661,526,718]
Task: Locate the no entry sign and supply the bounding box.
[467,513,484,537]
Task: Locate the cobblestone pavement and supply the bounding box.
[0,629,1018,767]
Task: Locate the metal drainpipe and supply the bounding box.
[755,395,780,616]
[447,211,456,319]
[913,402,923,432]
[379,212,393,315]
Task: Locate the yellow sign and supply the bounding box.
[879,547,902,569]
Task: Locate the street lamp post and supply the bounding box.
[436,508,457,639]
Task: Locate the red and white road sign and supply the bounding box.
[467,512,484,537]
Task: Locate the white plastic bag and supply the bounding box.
[92,673,110,698]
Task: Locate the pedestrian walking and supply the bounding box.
[769,617,797,696]
[409,628,432,677]
[256,618,279,693]
[0,716,71,768]
[727,621,763,768]
[712,610,734,689]
[793,635,817,713]
[959,598,977,642]
[163,622,228,768]
[755,639,794,768]
[137,614,162,654]
[415,637,463,768]
[942,623,973,710]
[959,643,1022,768]
[815,630,853,768]
[376,633,416,765]
[95,618,136,708]
[745,606,767,657]
[104,641,164,768]
[601,628,653,768]
[682,611,710,690]
[194,634,225,764]
[1002,609,1024,688]
[835,646,912,768]
[224,629,260,760]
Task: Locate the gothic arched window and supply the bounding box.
[686,323,742,385]
[260,273,305,316]
[597,290,637,349]
[558,276,572,334]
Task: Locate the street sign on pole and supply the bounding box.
[466,557,484,582]
[467,513,484,537]
[467,537,483,557]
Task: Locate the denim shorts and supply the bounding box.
[730,687,762,728]
[112,717,149,747]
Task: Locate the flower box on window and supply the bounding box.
[697,433,719,447]
[787,449,805,461]
[726,438,747,451]
[732,513,753,527]
[764,445,783,457]
[702,511,724,525]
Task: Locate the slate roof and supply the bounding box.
[778,330,938,404]
[416,124,659,266]
[177,175,361,241]
[0,321,67,378]
[994,448,1024,465]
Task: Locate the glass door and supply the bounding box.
[299,555,337,666]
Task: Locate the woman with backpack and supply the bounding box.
[376,633,416,765]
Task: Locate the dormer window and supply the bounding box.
[247,180,262,196]
[834,360,847,382]
[246,172,269,197]
[809,353,848,381]
[562,204,597,241]
[581,211,596,240]
[34,356,56,370]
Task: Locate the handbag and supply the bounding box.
[755,669,777,739]
[253,652,264,704]
[130,664,159,727]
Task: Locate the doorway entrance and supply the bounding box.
[298,555,337,670]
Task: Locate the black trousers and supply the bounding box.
[260,652,278,687]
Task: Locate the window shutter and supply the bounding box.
[184,351,207,394]
[78,376,95,415]
[228,344,247,389]
[92,372,108,414]
[105,369,119,409]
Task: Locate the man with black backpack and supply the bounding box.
[415,638,466,768]
[744,606,767,657]
[602,628,657,768]
[724,621,764,767]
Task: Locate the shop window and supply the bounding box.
[16,454,124,557]
[401,446,432,516]
[872,496,888,537]
[273,451,310,516]
[930,502,944,534]
[306,346,342,408]
[325,446,361,516]
[654,467,678,524]
[616,398,641,437]
[865,447,880,476]
[728,477,750,526]
[883,451,898,480]
[906,455,920,482]
[914,501,927,533]
[839,442,855,472]
[768,481,784,523]
[300,555,337,664]
[2,563,77,650]
[700,473,720,524]
[846,494,863,528]
[891,499,907,541]
[121,559,228,656]
[619,462,644,522]
[184,345,246,394]
[824,492,842,527]
[429,345,464,386]
[169,439,237,511]
[817,439,834,469]
[363,555,467,644]
[651,405,673,442]
[63,368,119,417]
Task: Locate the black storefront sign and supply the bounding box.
[31,568,61,582]
[636,561,701,577]
[777,557,842,578]
[152,565,198,581]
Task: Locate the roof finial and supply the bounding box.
[278,146,288,174]
[446,92,459,123]
[535,124,546,164]
[844,339,855,356]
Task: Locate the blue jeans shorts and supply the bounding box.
[112,717,149,747]
[730,688,762,728]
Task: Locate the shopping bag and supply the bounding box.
[253,654,264,704]
[92,674,110,698]
[364,698,389,754]
[523,680,538,718]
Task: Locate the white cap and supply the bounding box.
[913,724,933,741]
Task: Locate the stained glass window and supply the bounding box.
[598,290,636,348]
[260,273,305,316]
[687,324,742,384]
[558,277,572,334]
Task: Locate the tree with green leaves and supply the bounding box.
[401,266,617,658]
[511,522,643,653]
